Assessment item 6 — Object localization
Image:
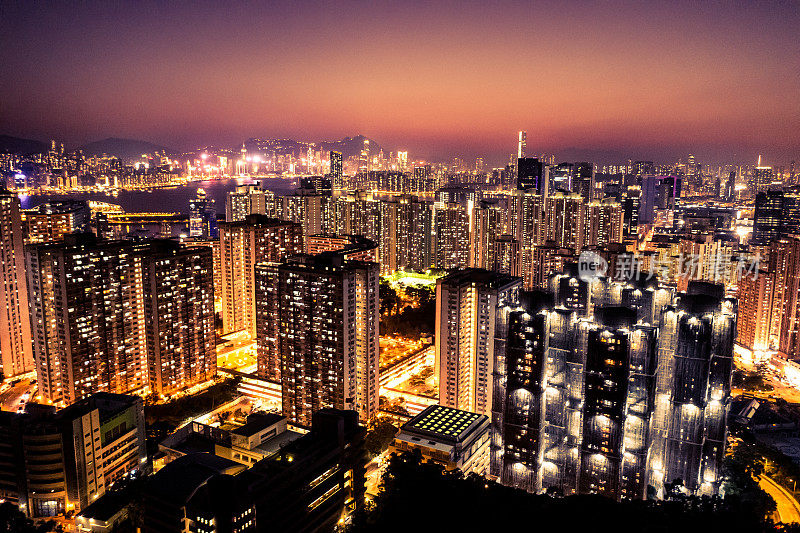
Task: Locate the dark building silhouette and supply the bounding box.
[143,409,367,533]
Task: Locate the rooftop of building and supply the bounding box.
[57,391,140,421]
[218,214,301,228]
[149,452,246,505]
[76,487,132,523]
[231,412,285,438]
[25,199,88,214]
[402,405,486,443]
[438,268,520,290]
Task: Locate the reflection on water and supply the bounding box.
[19,177,298,214]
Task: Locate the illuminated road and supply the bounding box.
[760,475,800,524]
[0,380,34,412]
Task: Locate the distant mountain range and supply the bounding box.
[78,137,175,162]
[0,135,48,155]
[2,133,385,162]
[245,135,382,160]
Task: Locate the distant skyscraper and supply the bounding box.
[753,160,775,194]
[256,252,379,426]
[189,188,217,238]
[435,269,521,417]
[752,190,784,246]
[517,131,526,159]
[517,158,547,194]
[218,215,303,336]
[329,150,343,190]
[573,162,595,202]
[0,188,34,378]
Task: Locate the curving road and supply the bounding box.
[760,475,800,524]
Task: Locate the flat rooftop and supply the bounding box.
[404,405,485,443]
[231,412,285,438]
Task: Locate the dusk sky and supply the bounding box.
[1,0,798,165]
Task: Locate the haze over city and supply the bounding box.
[4,2,800,532]
[2,0,799,164]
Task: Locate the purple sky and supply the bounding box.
[1,0,799,165]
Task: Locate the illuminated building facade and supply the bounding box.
[188,189,217,238]
[434,202,470,270]
[255,252,379,426]
[470,199,508,270]
[141,244,216,395]
[329,150,343,191]
[22,199,90,244]
[143,409,366,533]
[491,277,733,500]
[26,236,214,404]
[396,195,433,272]
[0,188,34,377]
[390,405,491,475]
[225,184,267,222]
[573,161,595,202]
[218,215,303,336]
[752,190,784,246]
[436,269,521,417]
[650,283,736,497]
[0,393,146,518]
[777,236,800,360]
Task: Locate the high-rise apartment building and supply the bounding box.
[141,245,216,395]
[329,150,343,191]
[218,215,303,336]
[26,235,214,404]
[22,199,90,244]
[583,200,624,247]
[491,279,735,500]
[545,192,585,251]
[434,202,470,270]
[777,236,800,360]
[0,188,34,377]
[396,195,433,272]
[470,199,507,270]
[226,184,267,222]
[255,252,379,426]
[650,283,736,497]
[435,269,521,417]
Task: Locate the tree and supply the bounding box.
[365,420,399,456]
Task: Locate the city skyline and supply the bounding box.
[2,1,799,165]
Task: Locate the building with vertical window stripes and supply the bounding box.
[26,235,214,404]
[0,187,33,378]
[218,215,303,336]
[256,250,379,427]
[491,279,736,501]
[436,269,521,417]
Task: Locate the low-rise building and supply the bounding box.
[390,404,490,475]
